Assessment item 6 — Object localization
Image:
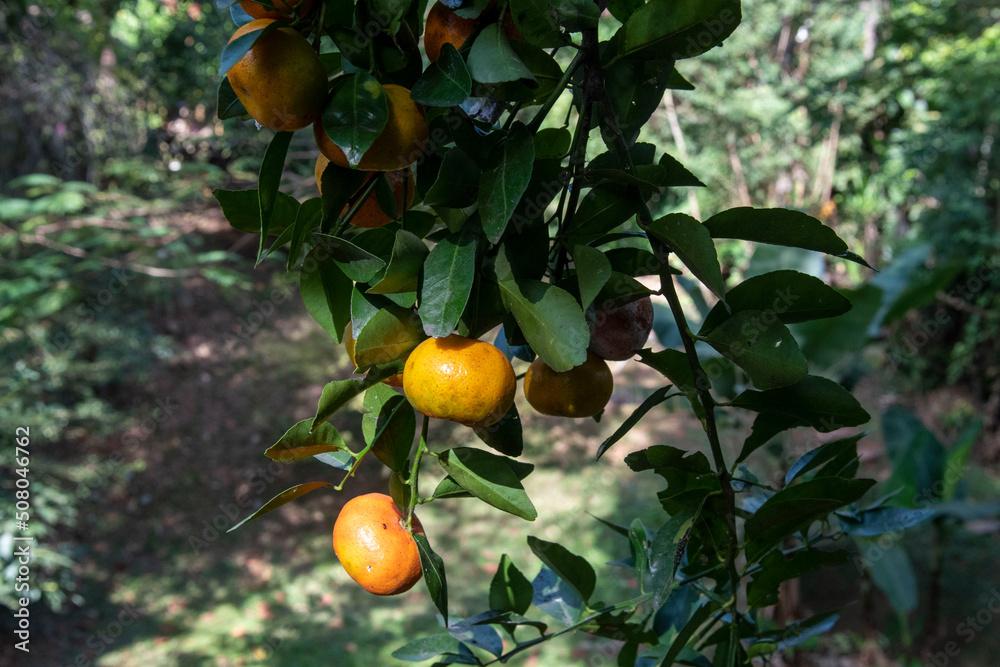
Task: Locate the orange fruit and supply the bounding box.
[588,296,654,361]
[403,334,516,428]
[423,1,478,62]
[316,157,415,228]
[523,351,614,418]
[226,19,327,132]
[239,0,315,20]
[314,84,429,172]
[332,493,424,596]
[344,321,405,388]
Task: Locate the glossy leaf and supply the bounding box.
[264,418,347,462]
[527,536,596,602]
[321,72,388,168]
[473,403,524,457]
[433,457,534,499]
[312,233,387,283]
[419,229,478,337]
[508,0,565,48]
[319,164,368,231]
[414,533,449,624]
[311,366,403,429]
[256,131,294,265]
[646,213,726,301]
[216,77,248,120]
[362,389,415,473]
[489,554,533,615]
[596,386,675,459]
[285,197,323,270]
[657,600,719,667]
[700,270,853,334]
[227,482,333,532]
[498,278,589,372]
[218,20,277,76]
[732,375,871,433]
[479,123,535,243]
[300,249,352,342]
[703,310,808,390]
[566,184,638,242]
[747,549,848,608]
[622,0,741,60]
[703,207,873,269]
[353,304,425,369]
[391,633,473,663]
[438,448,537,520]
[467,24,534,83]
[573,244,612,311]
[649,509,696,607]
[424,148,481,208]
[411,43,472,107]
[368,230,429,294]
[745,477,876,561]
[531,566,584,626]
[785,433,865,484]
[838,507,935,537]
[659,152,705,187]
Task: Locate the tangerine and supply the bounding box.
[316,159,415,229]
[332,493,424,596]
[423,1,478,62]
[226,19,327,132]
[314,84,428,172]
[588,295,654,361]
[523,351,614,418]
[403,334,516,428]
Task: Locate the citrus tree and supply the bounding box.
[211,0,934,663]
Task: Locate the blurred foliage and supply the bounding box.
[0,174,248,612]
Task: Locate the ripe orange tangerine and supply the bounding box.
[403,334,516,428]
[226,19,327,132]
[314,84,428,172]
[332,493,424,596]
[523,351,614,418]
[240,0,315,20]
[423,1,478,62]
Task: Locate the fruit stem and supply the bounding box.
[579,18,743,663]
[405,415,430,529]
[526,50,585,135]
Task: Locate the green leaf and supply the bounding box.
[732,375,871,433]
[424,148,481,208]
[353,304,425,369]
[597,386,675,459]
[433,458,534,499]
[573,244,612,311]
[312,233,387,283]
[622,0,741,60]
[219,20,277,76]
[528,537,596,603]
[785,433,865,484]
[649,509,696,607]
[628,519,650,590]
[531,566,584,626]
[881,405,946,507]
[658,600,719,667]
[862,542,917,613]
[534,127,572,159]
[438,448,537,520]
[362,390,415,473]
[368,230,429,294]
[286,197,323,270]
[745,477,876,562]
[658,152,705,187]
[227,482,333,532]
[747,549,848,608]
[410,43,472,107]
[838,507,935,537]
[418,229,478,337]
[321,72,389,167]
[414,533,449,624]
[508,0,565,48]
[700,270,853,334]
[473,403,524,457]
[264,419,347,462]
[479,123,535,243]
[489,554,533,615]
[703,207,873,269]
[498,278,589,372]
[319,163,369,231]
[217,77,248,120]
[566,184,638,242]
[646,213,726,301]
[312,367,402,429]
[703,310,808,390]
[467,23,534,83]
[391,634,472,663]
[300,249,352,341]
[256,131,294,265]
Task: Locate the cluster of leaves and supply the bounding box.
[215,1,940,663]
